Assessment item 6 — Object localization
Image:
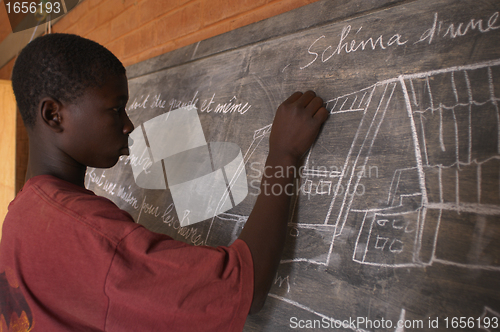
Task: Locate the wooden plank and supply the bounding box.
[0,79,16,242]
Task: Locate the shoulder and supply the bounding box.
[8,175,140,244]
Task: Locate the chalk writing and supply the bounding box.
[127,90,251,117]
[150,94,167,109]
[126,94,149,111]
[121,147,153,174]
[116,185,140,209]
[86,169,130,200]
[274,273,291,293]
[139,196,160,218]
[200,93,215,113]
[86,168,106,187]
[415,11,500,44]
[200,94,251,115]
[168,91,199,111]
[300,25,407,69]
[161,203,205,245]
[300,11,500,70]
[102,180,117,195]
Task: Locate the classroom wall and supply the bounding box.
[0,0,321,79]
[0,0,321,194]
[0,80,16,242]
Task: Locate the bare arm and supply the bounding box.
[238,91,328,314]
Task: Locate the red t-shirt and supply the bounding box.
[0,175,253,331]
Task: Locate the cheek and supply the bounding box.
[66,122,113,164]
[83,117,119,142]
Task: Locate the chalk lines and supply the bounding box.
[204,123,272,244]
[211,59,500,272]
[480,306,500,332]
[283,58,500,272]
[268,293,369,332]
[193,60,500,329]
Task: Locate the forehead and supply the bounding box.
[86,74,129,103]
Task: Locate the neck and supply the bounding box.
[26,138,87,188]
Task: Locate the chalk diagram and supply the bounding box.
[282,58,500,272]
[203,124,271,245]
[206,59,500,330]
[206,59,500,274]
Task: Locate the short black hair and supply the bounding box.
[12,33,126,128]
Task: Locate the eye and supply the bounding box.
[111,106,125,113]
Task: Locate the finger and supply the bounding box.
[313,106,329,124]
[295,90,316,107]
[283,91,303,105]
[305,96,325,116]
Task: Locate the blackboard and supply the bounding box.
[86,0,500,330]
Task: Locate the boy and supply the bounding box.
[0,33,328,331]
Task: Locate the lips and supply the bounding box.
[120,145,130,155]
[120,136,131,155]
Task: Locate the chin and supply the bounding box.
[106,158,121,168]
[90,157,121,169]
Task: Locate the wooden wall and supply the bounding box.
[0,0,321,79]
[0,0,321,201]
[0,80,16,241]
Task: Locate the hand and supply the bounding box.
[269,91,328,164]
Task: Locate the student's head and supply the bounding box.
[12,33,126,129]
[12,33,134,169]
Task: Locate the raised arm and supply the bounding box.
[238,91,328,314]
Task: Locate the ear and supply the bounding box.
[39,97,64,133]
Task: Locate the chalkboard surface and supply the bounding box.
[86,0,500,330]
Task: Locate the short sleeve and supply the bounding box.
[103,226,254,332]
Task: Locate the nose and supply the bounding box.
[122,110,135,134]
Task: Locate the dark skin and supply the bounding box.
[26,74,133,187]
[239,91,328,313]
[25,74,328,314]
